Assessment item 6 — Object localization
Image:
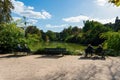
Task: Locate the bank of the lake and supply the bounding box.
[29,42,86,55]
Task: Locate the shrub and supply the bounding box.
[101,32,120,56]
[34,48,45,54]
[105,49,120,56]
[0,23,24,52]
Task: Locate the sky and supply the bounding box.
[11,0,120,32]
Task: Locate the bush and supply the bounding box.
[34,48,45,54]
[0,23,24,52]
[105,49,120,56]
[101,32,120,52]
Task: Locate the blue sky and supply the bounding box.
[11,0,120,32]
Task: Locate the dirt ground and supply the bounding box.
[0,54,120,80]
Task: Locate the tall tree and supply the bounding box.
[0,0,14,23]
[25,26,41,38]
[46,30,57,41]
[82,20,112,45]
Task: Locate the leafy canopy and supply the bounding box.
[109,0,120,6]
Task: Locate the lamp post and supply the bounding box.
[23,16,27,37]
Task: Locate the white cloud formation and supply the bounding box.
[94,0,107,6]
[13,17,21,21]
[27,19,38,25]
[63,15,115,24]
[90,18,115,24]
[63,15,89,23]
[46,24,69,28]
[13,17,38,27]
[11,0,52,19]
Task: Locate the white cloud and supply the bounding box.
[12,17,38,27]
[46,24,68,28]
[94,0,108,6]
[28,6,34,10]
[90,18,115,24]
[63,15,89,23]
[13,17,21,21]
[63,15,115,24]
[27,19,38,25]
[11,0,52,19]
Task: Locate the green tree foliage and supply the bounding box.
[25,26,42,41]
[72,26,81,35]
[0,0,14,23]
[0,23,24,52]
[66,33,83,43]
[101,31,120,51]
[46,30,57,41]
[109,0,120,6]
[114,16,120,31]
[82,20,112,45]
[41,30,48,42]
[26,34,41,44]
[60,26,82,41]
[104,17,120,32]
[83,20,94,32]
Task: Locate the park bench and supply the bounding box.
[44,48,66,56]
[14,47,31,55]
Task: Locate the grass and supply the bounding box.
[29,42,86,55]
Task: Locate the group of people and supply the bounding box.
[84,44,104,58]
[16,44,31,53]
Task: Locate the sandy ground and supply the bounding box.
[0,54,120,80]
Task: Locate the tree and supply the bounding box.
[46,30,57,41]
[101,31,120,55]
[60,26,82,41]
[0,0,14,23]
[83,20,94,32]
[72,26,81,35]
[0,23,24,52]
[25,26,41,37]
[109,0,120,6]
[82,20,112,45]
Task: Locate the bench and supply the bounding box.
[14,47,31,55]
[44,48,66,56]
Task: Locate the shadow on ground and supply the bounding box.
[79,56,106,60]
[35,55,63,59]
[37,64,101,80]
[39,59,120,80]
[0,54,27,59]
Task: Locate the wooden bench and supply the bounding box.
[14,47,31,55]
[44,48,66,56]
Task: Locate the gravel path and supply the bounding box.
[0,54,120,80]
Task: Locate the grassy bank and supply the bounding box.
[29,42,86,55]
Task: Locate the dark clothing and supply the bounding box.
[96,47,103,54]
[22,45,31,53]
[16,44,30,53]
[85,46,94,57]
[95,46,104,58]
[16,45,22,52]
[23,46,30,53]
